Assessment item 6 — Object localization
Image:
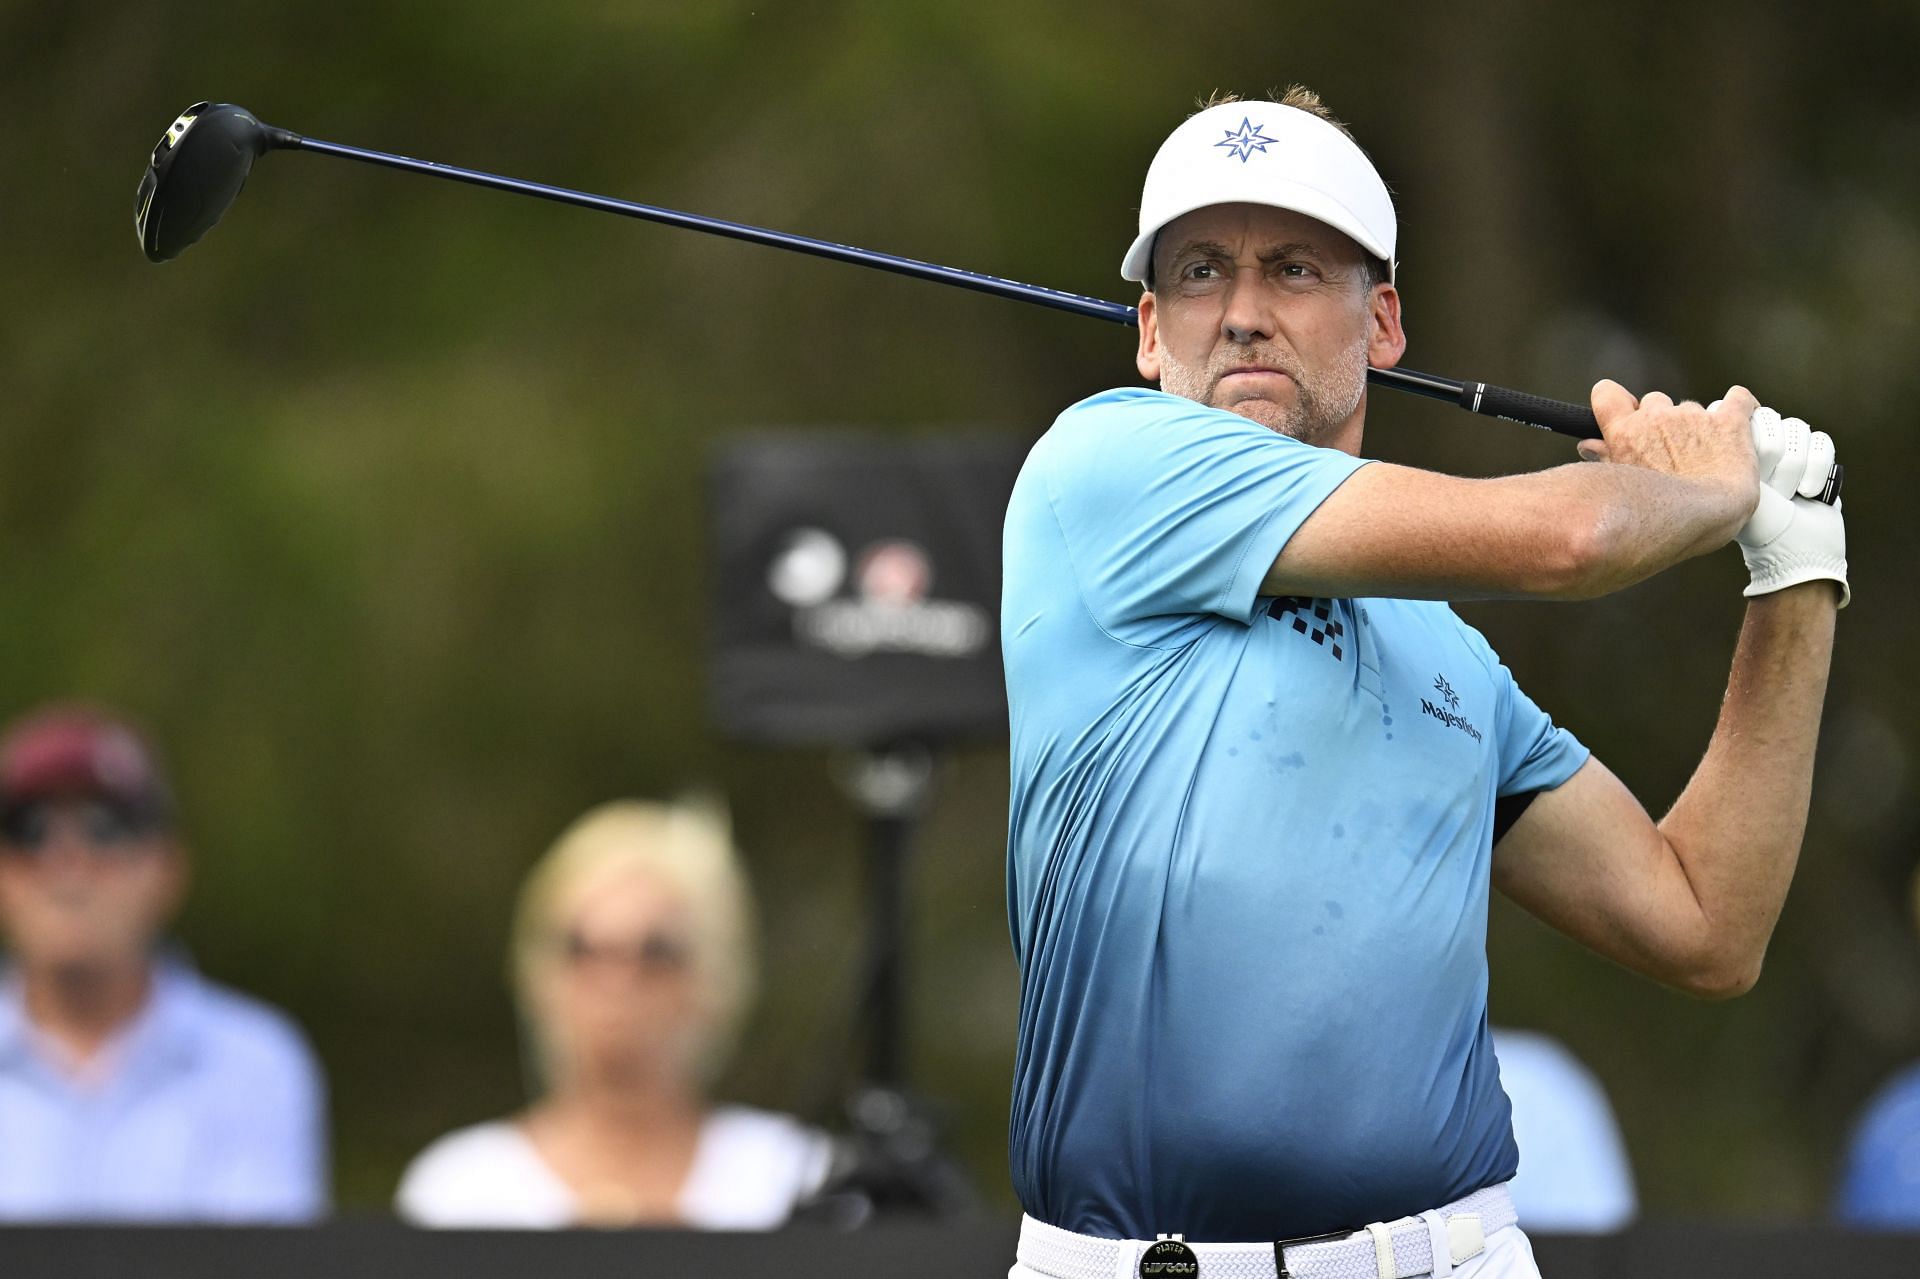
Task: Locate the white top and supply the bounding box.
[394,1104,834,1229]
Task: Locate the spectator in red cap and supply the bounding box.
[0,704,329,1222]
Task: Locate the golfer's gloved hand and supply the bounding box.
[1735,483,1849,608]
[1726,403,1836,501]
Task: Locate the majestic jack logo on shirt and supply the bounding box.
[1267,596,1343,661]
[1422,673,1481,741]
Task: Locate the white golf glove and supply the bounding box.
[1736,486,1849,608]
[1738,404,1837,501]
[1716,400,1847,606]
[1712,399,1843,499]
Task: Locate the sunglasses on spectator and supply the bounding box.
[556,928,694,975]
[0,800,162,857]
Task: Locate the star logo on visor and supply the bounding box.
[1214,116,1277,163]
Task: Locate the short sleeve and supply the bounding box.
[213,1019,329,1221]
[1038,389,1368,639]
[190,988,331,1222]
[1494,663,1588,798]
[679,1106,836,1229]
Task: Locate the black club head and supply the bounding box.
[136,102,293,263]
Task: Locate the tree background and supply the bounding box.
[3,0,1917,1214]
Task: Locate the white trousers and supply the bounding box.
[1009,1223,1543,1279]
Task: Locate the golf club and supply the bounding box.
[135,102,1842,503]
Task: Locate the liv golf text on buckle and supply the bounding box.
[1140,1238,1200,1277]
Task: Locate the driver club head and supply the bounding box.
[136,102,293,263]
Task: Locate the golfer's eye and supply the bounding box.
[1180,261,1223,282]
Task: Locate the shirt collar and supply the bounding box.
[0,948,203,1077]
[114,950,203,1073]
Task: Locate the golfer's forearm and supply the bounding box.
[1655,586,1838,990]
[1555,463,1757,598]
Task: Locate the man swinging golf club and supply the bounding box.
[1001,87,1847,1279]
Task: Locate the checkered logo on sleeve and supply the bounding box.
[1266,596,1344,661]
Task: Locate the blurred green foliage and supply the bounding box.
[3,0,1918,1217]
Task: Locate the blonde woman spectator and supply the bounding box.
[396,799,833,1228]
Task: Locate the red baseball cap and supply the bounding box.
[0,705,174,824]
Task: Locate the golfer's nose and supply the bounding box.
[1221,275,1272,345]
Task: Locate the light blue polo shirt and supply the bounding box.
[0,953,329,1222]
[1836,1062,1920,1226]
[1003,387,1588,1242]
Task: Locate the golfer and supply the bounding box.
[1002,89,1847,1279]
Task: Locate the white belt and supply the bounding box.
[1017,1183,1516,1279]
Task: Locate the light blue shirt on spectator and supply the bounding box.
[0,953,328,1222]
[1492,1027,1637,1231]
[1004,387,1589,1241]
[1837,1061,1920,1227]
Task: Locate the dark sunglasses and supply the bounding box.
[0,801,162,857]
[557,928,694,975]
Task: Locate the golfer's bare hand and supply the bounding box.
[1577,381,1762,510]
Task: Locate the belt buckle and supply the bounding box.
[1272,1226,1355,1279]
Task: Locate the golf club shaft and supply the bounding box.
[287,134,1604,442]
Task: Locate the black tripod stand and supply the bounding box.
[798,742,981,1225]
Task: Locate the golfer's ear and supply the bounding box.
[1366,284,1405,370]
[1136,291,1161,382]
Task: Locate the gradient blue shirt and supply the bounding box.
[1003,387,1588,1241]
[0,954,328,1222]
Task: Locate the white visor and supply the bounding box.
[1121,101,1397,286]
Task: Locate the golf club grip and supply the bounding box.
[1463,382,1601,439]
[1461,381,1843,503]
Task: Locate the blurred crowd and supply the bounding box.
[0,703,832,1228]
[1,700,1917,1230]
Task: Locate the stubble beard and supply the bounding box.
[1161,341,1370,445]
